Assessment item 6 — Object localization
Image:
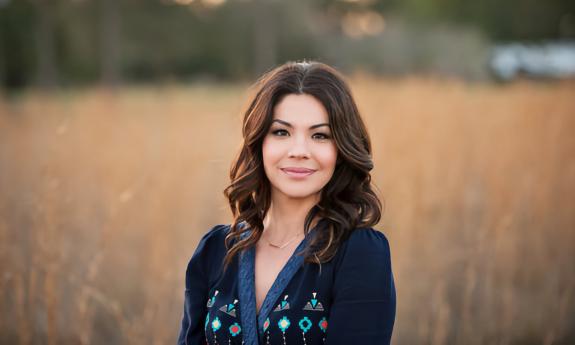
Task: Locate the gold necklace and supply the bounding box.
[263,232,304,249]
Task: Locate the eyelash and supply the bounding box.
[271,129,332,140]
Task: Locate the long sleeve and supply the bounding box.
[177,225,225,345]
[325,228,396,344]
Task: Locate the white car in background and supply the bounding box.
[489,41,575,81]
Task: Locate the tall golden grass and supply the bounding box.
[0,77,573,344]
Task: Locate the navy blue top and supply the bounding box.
[177,223,396,345]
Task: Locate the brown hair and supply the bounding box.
[222,60,382,270]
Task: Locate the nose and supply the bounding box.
[287,134,311,159]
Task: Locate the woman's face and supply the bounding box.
[262,93,338,201]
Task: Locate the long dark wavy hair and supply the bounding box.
[222,60,383,270]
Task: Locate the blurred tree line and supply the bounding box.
[0,0,574,90]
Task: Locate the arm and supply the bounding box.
[325,228,396,344]
[177,225,224,345]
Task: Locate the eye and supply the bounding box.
[271,129,289,136]
[313,132,331,140]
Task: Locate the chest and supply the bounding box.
[204,259,333,345]
[202,232,338,345]
[254,243,297,314]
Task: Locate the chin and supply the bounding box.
[274,186,322,200]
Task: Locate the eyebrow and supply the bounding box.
[272,119,330,130]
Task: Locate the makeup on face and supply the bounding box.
[262,94,338,199]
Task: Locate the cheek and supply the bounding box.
[262,138,281,167]
[317,145,338,170]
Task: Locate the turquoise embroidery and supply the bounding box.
[274,294,290,312]
[205,295,331,345]
[229,322,241,336]
[278,316,291,345]
[319,316,328,332]
[303,292,324,311]
[219,298,238,317]
[278,316,291,332]
[263,317,271,345]
[211,316,222,332]
[206,290,219,308]
[299,316,312,333]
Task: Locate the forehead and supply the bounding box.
[272,93,329,124]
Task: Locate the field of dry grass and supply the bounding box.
[0,77,574,344]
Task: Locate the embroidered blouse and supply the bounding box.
[177,223,396,345]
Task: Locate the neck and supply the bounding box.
[263,192,320,244]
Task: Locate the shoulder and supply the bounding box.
[331,227,395,299]
[197,223,233,257]
[332,227,393,275]
[198,223,230,246]
[325,227,396,342]
[341,227,391,258]
[185,224,231,286]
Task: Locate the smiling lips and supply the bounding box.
[281,167,316,178]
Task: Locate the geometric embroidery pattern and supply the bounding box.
[299,316,313,345]
[211,316,222,332]
[207,290,219,308]
[204,312,211,345]
[318,316,328,332]
[273,295,290,312]
[299,316,312,333]
[205,289,331,344]
[263,317,271,345]
[219,299,239,318]
[303,292,324,311]
[210,316,221,345]
[228,322,242,337]
[278,316,291,332]
[278,316,291,345]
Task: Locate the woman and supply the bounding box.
[177,61,396,345]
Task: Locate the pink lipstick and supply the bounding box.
[281,167,316,179]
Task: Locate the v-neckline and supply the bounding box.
[237,224,317,345]
[254,235,305,316]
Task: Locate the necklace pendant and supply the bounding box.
[265,232,302,249]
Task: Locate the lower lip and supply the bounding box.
[281,169,315,179]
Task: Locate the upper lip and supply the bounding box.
[281,167,316,173]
